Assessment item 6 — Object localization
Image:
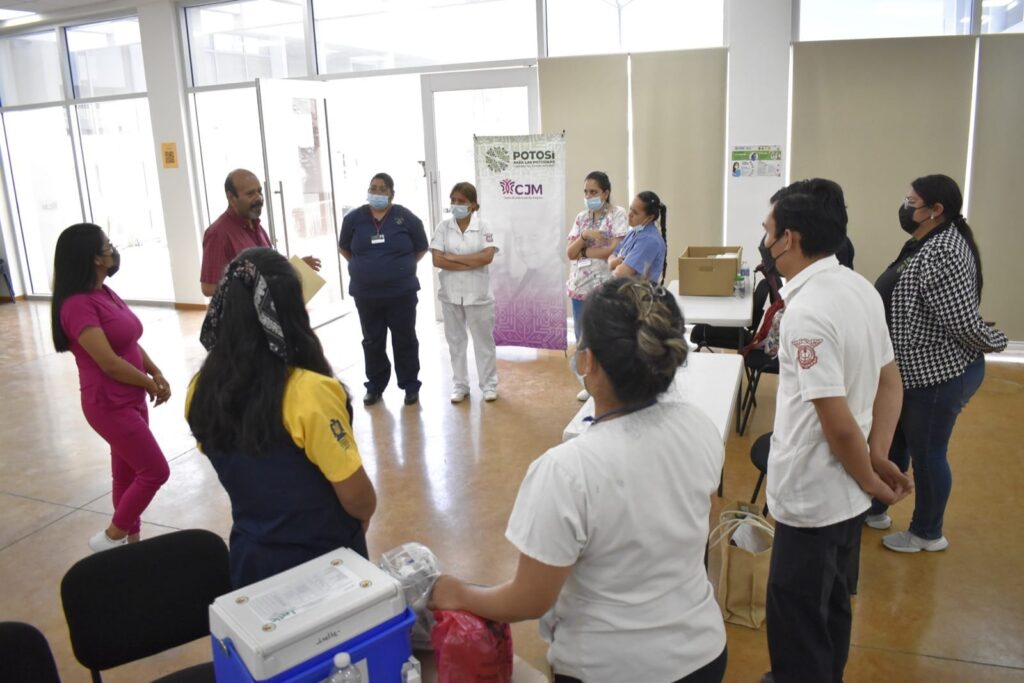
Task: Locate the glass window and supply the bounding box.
[982,0,1024,33]
[546,0,724,57]
[192,88,266,225]
[313,0,537,74]
[66,18,147,98]
[0,31,64,107]
[2,107,84,294]
[76,99,174,300]
[799,0,971,41]
[324,74,428,220]
[185,0,308,87]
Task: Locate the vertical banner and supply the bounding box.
[475,134,567,350]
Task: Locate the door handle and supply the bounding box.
[275,180,291,256]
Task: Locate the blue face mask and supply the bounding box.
[367,193,390,210]
[451,204,471,219]
[585,196,604,212]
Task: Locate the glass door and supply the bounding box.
[420,67,539,317]
[255,77,346,328]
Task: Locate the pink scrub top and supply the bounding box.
[60,286,145,406]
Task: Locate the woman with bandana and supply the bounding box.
[51,223,171,553]
[187,247,377,588]
[867,174,1007,553]
[431,278,728,683]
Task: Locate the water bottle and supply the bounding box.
[324,652,362,683]
[740,261,751,295]
[734,274,744,298]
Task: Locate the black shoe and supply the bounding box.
[761,673,775,683]
[404,391,419,405]
[363,391,382,406]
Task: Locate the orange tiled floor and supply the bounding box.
[0,298,1022,682]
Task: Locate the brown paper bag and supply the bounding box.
[708,501,774,629]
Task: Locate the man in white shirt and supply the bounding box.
[760,184,912,683]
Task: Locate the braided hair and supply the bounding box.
[581,277,687,405]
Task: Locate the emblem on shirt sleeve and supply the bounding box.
[484,232,494,243]
[329,418,347,444]
[792,338,823,369]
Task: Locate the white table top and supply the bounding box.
[668,279,753,327]
[562,352,744,444]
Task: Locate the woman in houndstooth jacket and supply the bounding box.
[868,174,1007,553]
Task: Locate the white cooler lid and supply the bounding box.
[210,548,405,658]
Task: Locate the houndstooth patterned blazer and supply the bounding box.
[891,223,1007,389]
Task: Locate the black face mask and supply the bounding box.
[106,247,121,277]
[758,234,785,276]
[898,203,923,235]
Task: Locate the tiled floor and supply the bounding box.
[1,298,1022,682]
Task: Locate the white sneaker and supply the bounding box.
[576,388,590,402]
[450,389,469,403]
[882,530,949,553]
[89,530,127,553]
[483,389,498,402]
[864,513,892,530]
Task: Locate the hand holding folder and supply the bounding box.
[288,255,327,303]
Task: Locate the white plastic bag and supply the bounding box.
[379,543,441,650]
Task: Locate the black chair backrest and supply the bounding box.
[0,621,61,683]
[61,529,230,675]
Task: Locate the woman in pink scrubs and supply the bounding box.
[51,223,171,552]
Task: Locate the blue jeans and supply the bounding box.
[571,297,585,345]
[870,356,985,539]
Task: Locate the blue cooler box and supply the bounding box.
[209,548,414,682]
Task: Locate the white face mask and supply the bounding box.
[585,196,603,211]
[451,204,471,219]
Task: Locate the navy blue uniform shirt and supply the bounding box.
[339,204,428,299]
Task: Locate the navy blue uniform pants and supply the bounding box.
[354,293,421,394]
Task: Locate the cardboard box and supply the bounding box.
[678,246,743,296]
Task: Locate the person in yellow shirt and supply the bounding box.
[187,247,376,588]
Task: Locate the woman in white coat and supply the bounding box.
[430,182,500,402]
[431,277,727,683]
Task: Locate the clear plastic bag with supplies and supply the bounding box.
[379,542,441,650]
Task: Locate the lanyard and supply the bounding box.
[583,399,657,425]
[371,207,391,237]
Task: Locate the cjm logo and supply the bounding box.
[499,178,543,196]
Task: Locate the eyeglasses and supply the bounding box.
[368,186,390,194]
[902,197,924,210]
[99,243,116,255]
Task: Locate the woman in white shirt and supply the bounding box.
[430,182,500,403]
[430,278,727,683]
[566,171,628,401]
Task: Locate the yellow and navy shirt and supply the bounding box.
[187,367,362,482]
[186,368,368,588]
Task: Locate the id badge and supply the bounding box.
[371,233,386,245]
[577,258,592,267]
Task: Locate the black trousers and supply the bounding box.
[766,512,866,683]
[553,646,726,683]
[354,293,421,394]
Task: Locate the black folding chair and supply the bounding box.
[0,621,61,682]
[61,529,231,683]
[749,432,772,516]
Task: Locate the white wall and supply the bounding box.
[723,0,792,265]
[137,0,205,306]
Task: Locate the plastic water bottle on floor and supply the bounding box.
[324,652,361,683]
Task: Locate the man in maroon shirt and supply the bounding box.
[200,169,321,296]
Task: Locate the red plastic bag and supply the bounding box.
[431,609,513,683]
